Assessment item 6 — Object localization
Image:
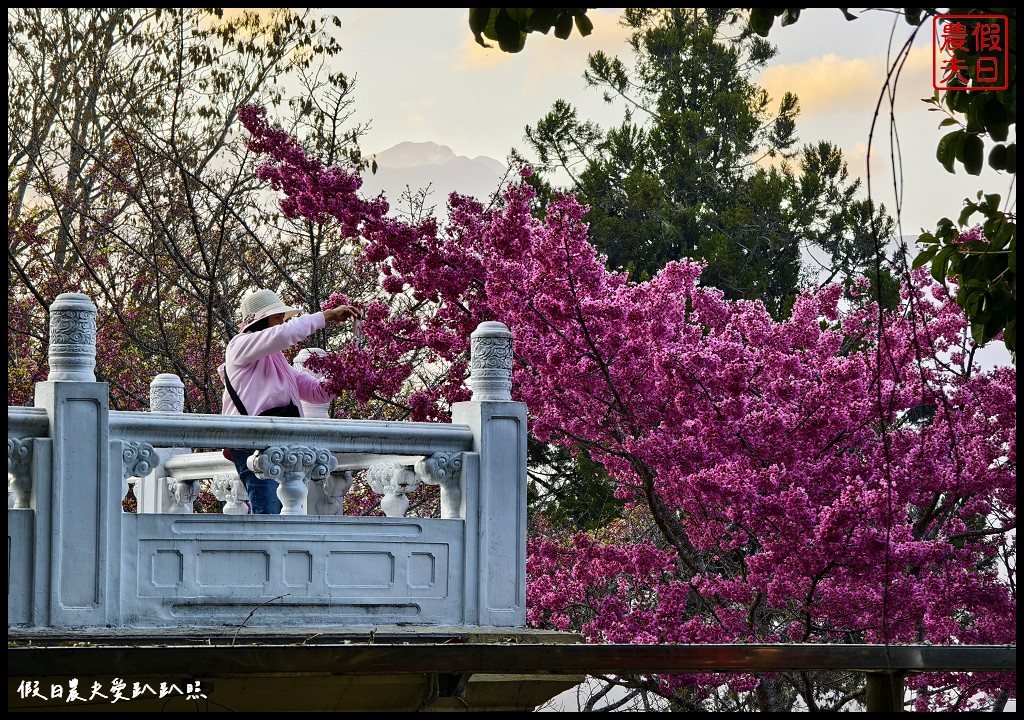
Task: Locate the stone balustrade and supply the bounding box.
[132,411,469,518]
[8,292,526,631]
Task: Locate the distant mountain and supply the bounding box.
[358,141,510,214]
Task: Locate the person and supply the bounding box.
[219,288,359,514]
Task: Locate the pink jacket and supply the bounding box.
[218,312,334,417]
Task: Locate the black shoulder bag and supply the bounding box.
[222,371,300,461]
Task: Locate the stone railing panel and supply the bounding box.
[10,295,528,630]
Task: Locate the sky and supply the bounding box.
[321,8,1014,368]
[323,8,1015,238]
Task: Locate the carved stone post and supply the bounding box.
[293,348,329,418]
[466,321,513,401]
[34,292,118,626]
[47,292,97,382]
[149,373,185,412]
[451,320,527,627]
[250,445,338,515]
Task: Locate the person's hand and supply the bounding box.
[323,305,361,323]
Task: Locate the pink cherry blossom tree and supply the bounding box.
[240,104,1015,712]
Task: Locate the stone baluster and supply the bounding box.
[249,445,338,515]
[366,460,421,518]
[306,477,332,515]
[293,348,333,514]
[211,472,249,515]
[136,373,192,514]
[121,440,155,513]
[9,437,32,509]
[308,468,354,515]
[121,441,158,503]
[293,348,330,418]
[326,469,355,514]
[415,452,464,519]
[165,476,198,513]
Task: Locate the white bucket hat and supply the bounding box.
[238,288,300,331]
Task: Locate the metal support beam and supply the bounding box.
[865,672,906,712]
[8,642,1015,677]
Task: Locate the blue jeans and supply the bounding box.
[230,449,282,515]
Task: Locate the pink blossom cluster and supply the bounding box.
[238,104,388,236]
[238,106,1016,707]
[953,224,987,244]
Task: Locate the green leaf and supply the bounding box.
[574,12,594,37]
[959,254,981,283]
[526,7,556,32]
[963,277,990,289]
[963,289,985,316]
[971,320,988,346]
[962,134,984,175]
[982,193,1001,213]
[981,252,1008,281]
[966,93,988,133]
[988,143,1008,171]
[912,246,938,269]
[494,9,525,52]
[936,131,961,173]
[983,220,1009,250]
[469,7,491,35]
[554,12,573,40]
[748,9,775,37]
[945,88,970,113]
[983,307,1006,343]
[959,206,983,228]
[931,245,955,282]
[983,96,1010,141]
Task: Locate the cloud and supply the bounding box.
[843,140,870,180]
[758,45,934,119]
